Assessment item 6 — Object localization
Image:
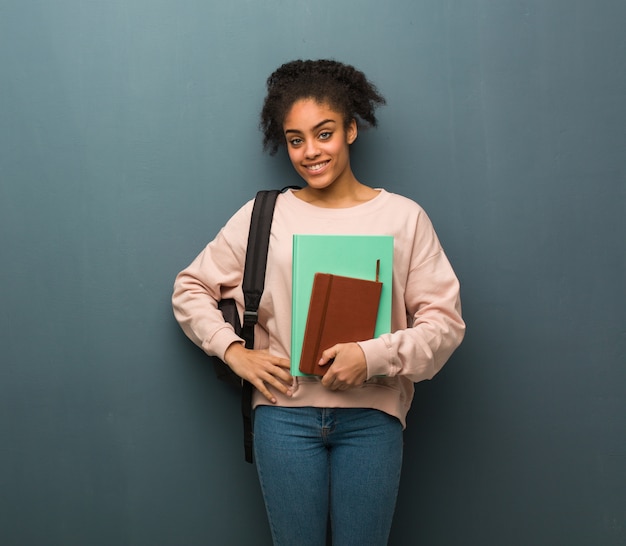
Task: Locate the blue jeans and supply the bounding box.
[254,406,403,546]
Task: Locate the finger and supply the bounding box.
[326,380,347,392]
[274,357,292,371]
[267,359,293,385]
[321,369,338,389]
[253,379,277,404]
[257,366,294,397]
[319,345,340,366]
[256,351,291,371]
[265,374,294,397]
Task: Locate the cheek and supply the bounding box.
[330,140,349,158]
[286,147,301,167]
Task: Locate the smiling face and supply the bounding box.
[283,99,358,192]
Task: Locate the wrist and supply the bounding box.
[224,341,246,366]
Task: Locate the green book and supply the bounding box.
[291,234,394,377]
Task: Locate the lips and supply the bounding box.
[305,160,330,173]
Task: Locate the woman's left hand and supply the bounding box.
[319,342,368,391]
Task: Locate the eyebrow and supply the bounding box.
[284,119,336,135]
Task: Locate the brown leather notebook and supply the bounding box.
[298,272,383,376]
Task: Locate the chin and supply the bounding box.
[304,180,334,191]
[301,172,335,189]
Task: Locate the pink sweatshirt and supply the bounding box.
[172,189,465,427]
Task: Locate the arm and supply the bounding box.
[320,207,465,387]
[172,217,248,361]
[172,203,293,401]
[359,211,465,382]
[362,251,464,382]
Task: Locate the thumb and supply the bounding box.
[318,345,340,367]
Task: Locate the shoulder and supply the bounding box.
[376,190,443,254]
[377,190,430,221]
[379,189,421,208]
[224,197,255,227]
[215,197,256,252]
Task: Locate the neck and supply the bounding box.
[295,179,379,209]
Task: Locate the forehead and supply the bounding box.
[283,99,343,129]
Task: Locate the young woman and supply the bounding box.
[172,59,465,546]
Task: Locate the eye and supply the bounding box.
[288,137,303,147]
[319,131,332,140]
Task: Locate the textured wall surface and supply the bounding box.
[1,1,624,544]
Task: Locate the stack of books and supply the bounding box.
[291,235,394,377]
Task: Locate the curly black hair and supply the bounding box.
[260,59,386,155]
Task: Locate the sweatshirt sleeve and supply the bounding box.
[172,201,253,361]
[358,209,465,383]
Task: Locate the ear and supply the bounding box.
[346,118,358,145]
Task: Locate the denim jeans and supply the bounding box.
[254,406,403,546]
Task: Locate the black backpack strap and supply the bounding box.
[240,189,281,463]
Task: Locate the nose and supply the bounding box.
[304,140,320,159]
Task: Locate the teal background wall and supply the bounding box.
[1,1,624,544]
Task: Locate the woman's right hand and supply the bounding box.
[223,342,293,404]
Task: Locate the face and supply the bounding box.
[283,99,357,191]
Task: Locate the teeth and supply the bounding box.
[308,162,327,171]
